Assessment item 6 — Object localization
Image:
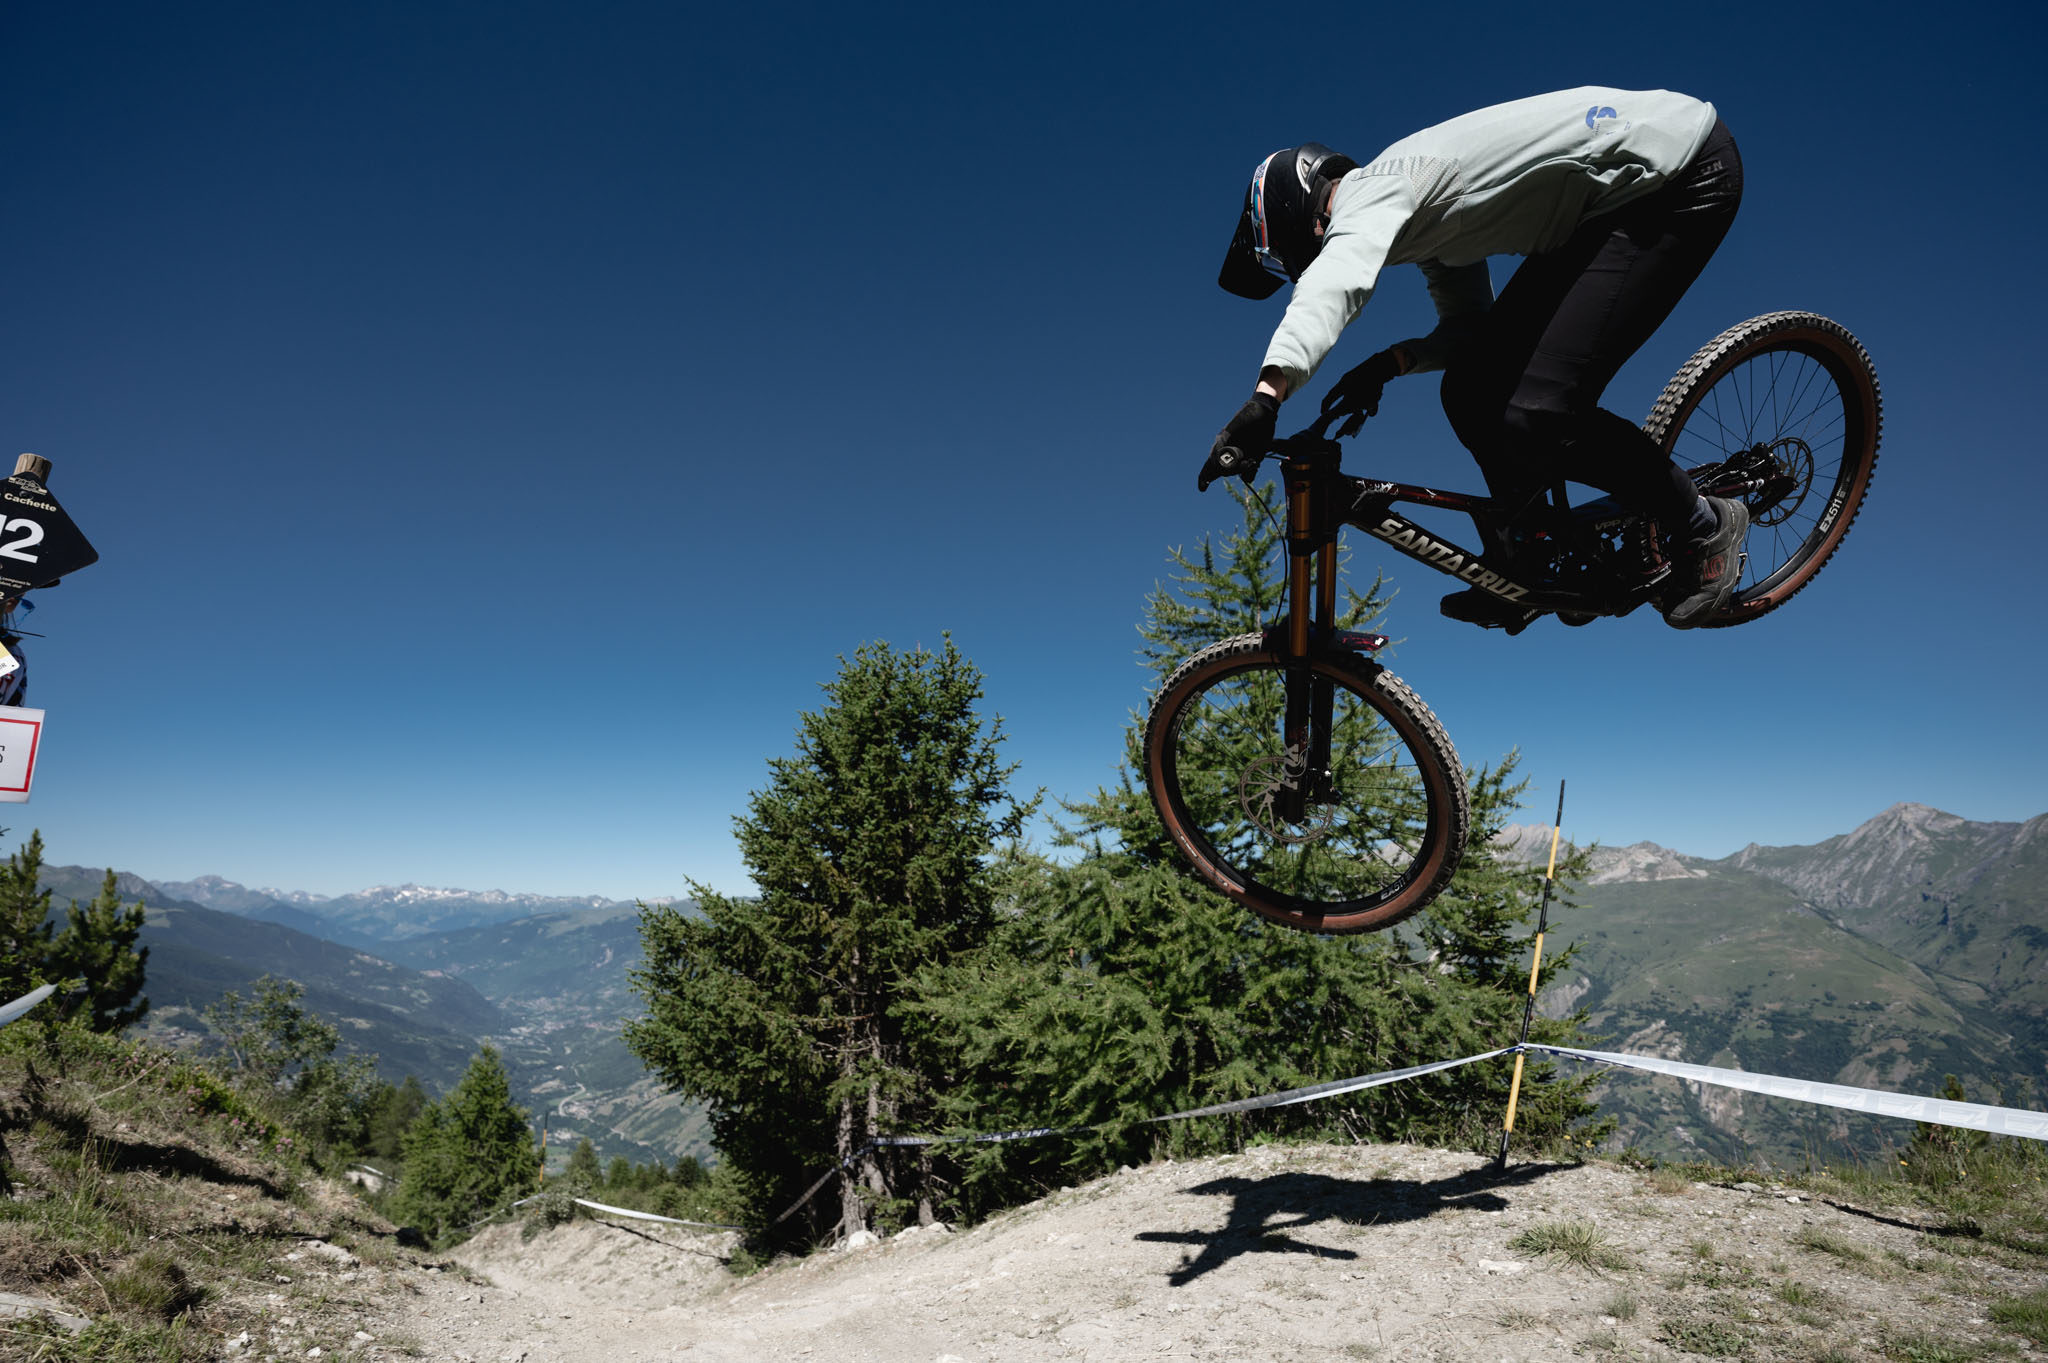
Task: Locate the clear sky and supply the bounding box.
[4,0,2043,900]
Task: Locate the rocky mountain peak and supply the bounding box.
[1489,825,1703,886]
[1584,842,1706,886]
[1842,801,1974,847]
[1724,802,2027,915]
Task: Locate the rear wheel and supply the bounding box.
[1644,312,1881,627]
[1144,635,1468,934]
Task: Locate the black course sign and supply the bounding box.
[0,475,98,594]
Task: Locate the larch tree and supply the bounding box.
[627,638,1033,1246]
[48,869,149,1032]
[391,1045,539,1246]
[0,830,54,1001]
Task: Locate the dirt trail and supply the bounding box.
[358,1144,2045,1362]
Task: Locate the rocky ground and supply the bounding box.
[323,1143,2046,1363]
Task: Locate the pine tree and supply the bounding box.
[366,1075,429,1163]
[913,483,1605,1216]
[0,830,54,1001]
[563,1137,602,1187]
[626,638,1033,1246]
[48,869,149,1031]
[391,1046,539,1245]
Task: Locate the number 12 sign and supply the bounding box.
[0,707,46,803]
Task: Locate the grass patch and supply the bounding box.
[1771,1279,1826,1308]
[1602,1289,1639,1320]
[1877,1328,1993,1361]
[1791,1226,1870,1263]
[0,1020,416,1363]
[1656,1312,1750,1357]
[106,1247,207,1322]
[1642,1167,1693,1196]
[1989,1288,2048,1345]
[1507,1218,1630,1272]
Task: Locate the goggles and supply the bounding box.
[1247,153,1290,281]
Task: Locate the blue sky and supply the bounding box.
[3,0,2043,900]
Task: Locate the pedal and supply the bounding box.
[1440,590,1539,634]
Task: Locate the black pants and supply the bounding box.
[1439,120,1743,531]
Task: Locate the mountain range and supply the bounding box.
[1526,802,2048,1164]
[148,875,654,949]
[36,799,2047,1172]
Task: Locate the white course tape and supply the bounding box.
[873,1124,1073,1148]
[567,1197,746,1230]
[869,1049,1511,1149]
[1527,1044,2048,1142]
[506,1191,746,1231]
[0,983,55,1027]
[1149,1049,1514,1123]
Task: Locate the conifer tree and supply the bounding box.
[391,1046,539,1245]
[627,638,1033,1246]
[49,869,149,1031]
[914,484,1603,1217]
[564,1137,602,1187]
[0,830,54,1001]
[366,1075,429,1163]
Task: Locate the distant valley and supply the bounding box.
[35,865,706,1169]
[39,799,2047,1174]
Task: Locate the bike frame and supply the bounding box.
[1261,423,1684,819]
[1265,420,1737,655]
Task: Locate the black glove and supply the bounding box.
[1199,392,1280,491]
[1320,347,1405,437]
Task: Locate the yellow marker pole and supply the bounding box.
[1497,780,1566,1168]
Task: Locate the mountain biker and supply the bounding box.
[1202,87,1746,629]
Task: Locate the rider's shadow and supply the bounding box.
[1134,1161,1562,1286]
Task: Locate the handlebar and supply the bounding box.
[1214,404,1361,477]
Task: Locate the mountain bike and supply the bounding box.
[1144,311,1882,934]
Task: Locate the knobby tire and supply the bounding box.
[1644,311,1882,627]
[1144,634,1469,934]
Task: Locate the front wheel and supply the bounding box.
[1144,635,1469,934]
[1645,311,1882,627]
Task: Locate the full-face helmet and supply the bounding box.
[1217,142,1359,299]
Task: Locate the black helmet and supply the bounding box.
[1218,142,1359,300]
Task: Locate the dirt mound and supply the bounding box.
[454,1217,739,1311]
[376,1143,2044,1362]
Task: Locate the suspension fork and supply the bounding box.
[1277,449,1341,820]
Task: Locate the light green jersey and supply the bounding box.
[1261,87,1719,390]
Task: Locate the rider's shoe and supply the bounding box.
[1440,588,1540,635]
[1661,496,1750,629]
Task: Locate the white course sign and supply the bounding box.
[0,705,46,802]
